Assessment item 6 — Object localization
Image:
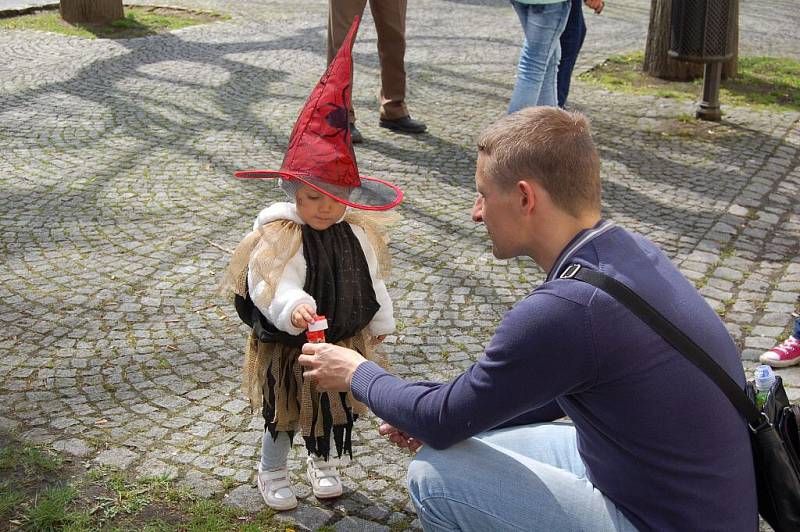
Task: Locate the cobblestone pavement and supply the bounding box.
[1,0,799,529]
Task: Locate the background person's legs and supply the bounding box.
[327,0,368,124]
[557,0,587,108]
[508,1,570,113]
[407,423,637,532]
[369,0,409,120]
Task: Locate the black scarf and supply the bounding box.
[300,222,380,341]
[234,221,379,346]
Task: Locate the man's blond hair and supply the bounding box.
[477,107,601,216]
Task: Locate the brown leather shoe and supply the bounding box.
[379,115,427,134]
[349,123,363,144]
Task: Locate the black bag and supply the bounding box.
[560,264,800,532]
[746,380,800,530]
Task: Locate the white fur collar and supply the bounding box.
[252,201,349,230]
[253,202,303,230]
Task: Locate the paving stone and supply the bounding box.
[0,416,20,432]
[224,484,263,512]
[221,399,249,413]
[745,337,778,350]
[95,447,138,469]
[760,313,795,327]
[277,506,336,531]
[179,470,224,498]
[21,428,56,444]
[752,326,786,338]
[152,395,191,410]
[137,458,180,479]
[766,302,797,314]
[51,438,94,457]
[0,1,797,529]
[334,516,390,532]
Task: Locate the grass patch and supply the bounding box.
[0,433,288,531]
[91,473,165,520]
[0,481,26,520]
[581,52,800,112]
[26,485,83,531]
[390,518,415,532]
[0,441,62,474]
[0,5,228,39]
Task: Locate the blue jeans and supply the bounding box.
[407,423,638,532]
[508,1,570,113]
[557,0,586,107]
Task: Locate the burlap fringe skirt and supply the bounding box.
[242,330,382,458]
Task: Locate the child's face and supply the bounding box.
[295,185,347,230]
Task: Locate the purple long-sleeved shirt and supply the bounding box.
[351,221,757,531]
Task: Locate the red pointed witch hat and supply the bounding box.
[235,16,403,211]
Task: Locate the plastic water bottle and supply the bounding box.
[754,364,775,410]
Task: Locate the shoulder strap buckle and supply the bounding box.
[559,263,581,279]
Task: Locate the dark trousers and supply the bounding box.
[557,0,586,108]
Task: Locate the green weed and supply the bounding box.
[581,52,800,112]
[0,6,228,39]
[26,485,80,531]
[0,481,25,520]
[0,441,62,473]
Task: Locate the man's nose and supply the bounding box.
[472,196,483,223]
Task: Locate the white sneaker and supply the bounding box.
[257,466,297,511]
[306,455,343,499]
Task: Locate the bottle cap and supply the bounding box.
[754,364,775,391]
[308,315,328,332]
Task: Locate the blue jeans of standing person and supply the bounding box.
[508,0,571,113]
[557,0,586,107]
[407,423,639,532]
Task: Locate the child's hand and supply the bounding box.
[371,335,386,346]
[291,304,315,329]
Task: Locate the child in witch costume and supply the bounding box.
[222,17,400,511]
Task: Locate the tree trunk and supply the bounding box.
[643,0,738,81]
[643,0,703,81]
[60,0,124,24]
[724,1,739,79]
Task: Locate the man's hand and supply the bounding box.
[584,0,604,14]
[298,343,367,392]
[291,303,315,329]
[379,423,423,453]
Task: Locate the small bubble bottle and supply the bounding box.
[306,315,329,343]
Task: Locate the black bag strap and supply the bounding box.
[559,263,764,430]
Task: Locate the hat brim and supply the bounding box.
[235,170,403,211]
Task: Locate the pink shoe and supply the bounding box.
[760,335,800,368]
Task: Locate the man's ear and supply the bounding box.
[516,180,536,215]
